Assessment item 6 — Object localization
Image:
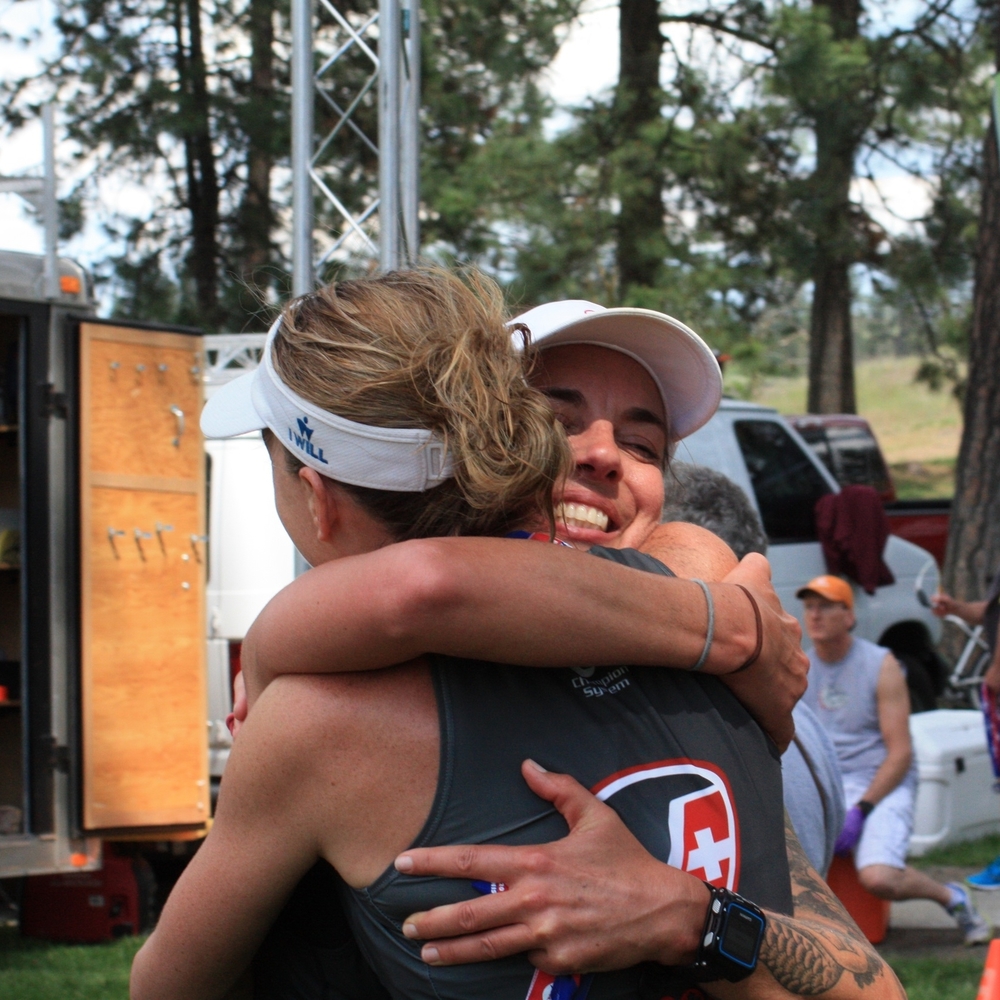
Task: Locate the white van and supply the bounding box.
[201,362,943,784]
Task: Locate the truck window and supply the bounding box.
[733,419,833,543]
[792,424,835,477]
[825,424,893,496]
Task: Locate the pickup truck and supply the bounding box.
[786,414,951,567]
[676,400,944,711]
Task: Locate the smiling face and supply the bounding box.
[532,344,668,549]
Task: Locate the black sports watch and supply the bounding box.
[687,883,767,983]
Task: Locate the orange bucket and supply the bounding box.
[826,854,891,944]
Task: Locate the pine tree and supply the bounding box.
[943,3,1000,605]
[1,0,582,327]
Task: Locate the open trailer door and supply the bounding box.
[78,321,209,837]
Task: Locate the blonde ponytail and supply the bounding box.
[270,267,570,539]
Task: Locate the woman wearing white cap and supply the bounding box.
[221,294,896,1000]
[231,298,805,740]
[131,270,880,1000]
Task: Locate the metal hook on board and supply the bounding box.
[107,527,125,559]
[169,405,185,448]
[155,522,174,555]
[190,534,208,564]
[134,527,152,561]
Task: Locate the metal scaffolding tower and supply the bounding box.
[291,0,420,295]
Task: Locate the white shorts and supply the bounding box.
[842,774,915,871]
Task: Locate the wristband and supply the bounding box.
[733,585,763,672]
[858,800,875,818]
[689,579,714,672]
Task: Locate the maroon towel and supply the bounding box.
[815,485,895,594]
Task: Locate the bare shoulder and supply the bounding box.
[642,521,738,581]
[243,665,440,887]
[256,665,437,758]
[877,651,907,687]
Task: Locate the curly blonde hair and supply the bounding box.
[270,267,570,540]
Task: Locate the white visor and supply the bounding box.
[200,317,454,492]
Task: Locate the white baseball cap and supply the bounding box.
[199,317,454,492]
[512,300,722,442]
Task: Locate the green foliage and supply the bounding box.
[454,0,990,384]
[2,0,991,368]
[2,0,584,327]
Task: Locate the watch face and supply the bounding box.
[720,905,764,967]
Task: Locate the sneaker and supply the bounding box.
[967,857,1000,891]
[947,882,994,945]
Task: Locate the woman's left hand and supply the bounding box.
[393,760,709,975]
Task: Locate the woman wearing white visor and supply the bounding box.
[132,270,891,1000]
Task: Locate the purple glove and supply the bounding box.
[834,805,867,856]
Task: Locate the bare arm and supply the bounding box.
[930,593,988,626]
[861,655,913,807]
[709,814,903,1000]
[131,687,325,1000]
[643,520,740,580]
[396,769,903,1000]
[241,534,767,706]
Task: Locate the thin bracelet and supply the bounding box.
[690,579,714,672]
[734,584,763,672]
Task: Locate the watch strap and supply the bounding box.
[687,883,766,983]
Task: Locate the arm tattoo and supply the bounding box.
[754,813,903,998]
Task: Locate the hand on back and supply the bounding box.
[394,760,708,974]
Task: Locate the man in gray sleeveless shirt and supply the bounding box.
[799,575,992,944]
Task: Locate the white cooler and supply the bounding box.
[908,709,1000,857]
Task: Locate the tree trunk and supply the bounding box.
[238,0,276,285]
[808,256,856,412]
[615,0,665,296]
[943,9,1000,601]
[175,0,221,327]
[806,0,861,413]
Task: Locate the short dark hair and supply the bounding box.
[661,463,768,560]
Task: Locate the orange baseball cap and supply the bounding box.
[796,575,854,610]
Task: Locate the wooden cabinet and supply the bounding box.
[1,282,211,875]
[79,323,208,834]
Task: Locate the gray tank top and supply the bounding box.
[339,548,792,1000]
[803,637,904,783]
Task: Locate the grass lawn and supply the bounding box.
[0,927,144,1000]
[889,458,956,500]
[911,833,1000,869]
[730,356,962,496]
[0,924,988,999]
[885,955,983,1000]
